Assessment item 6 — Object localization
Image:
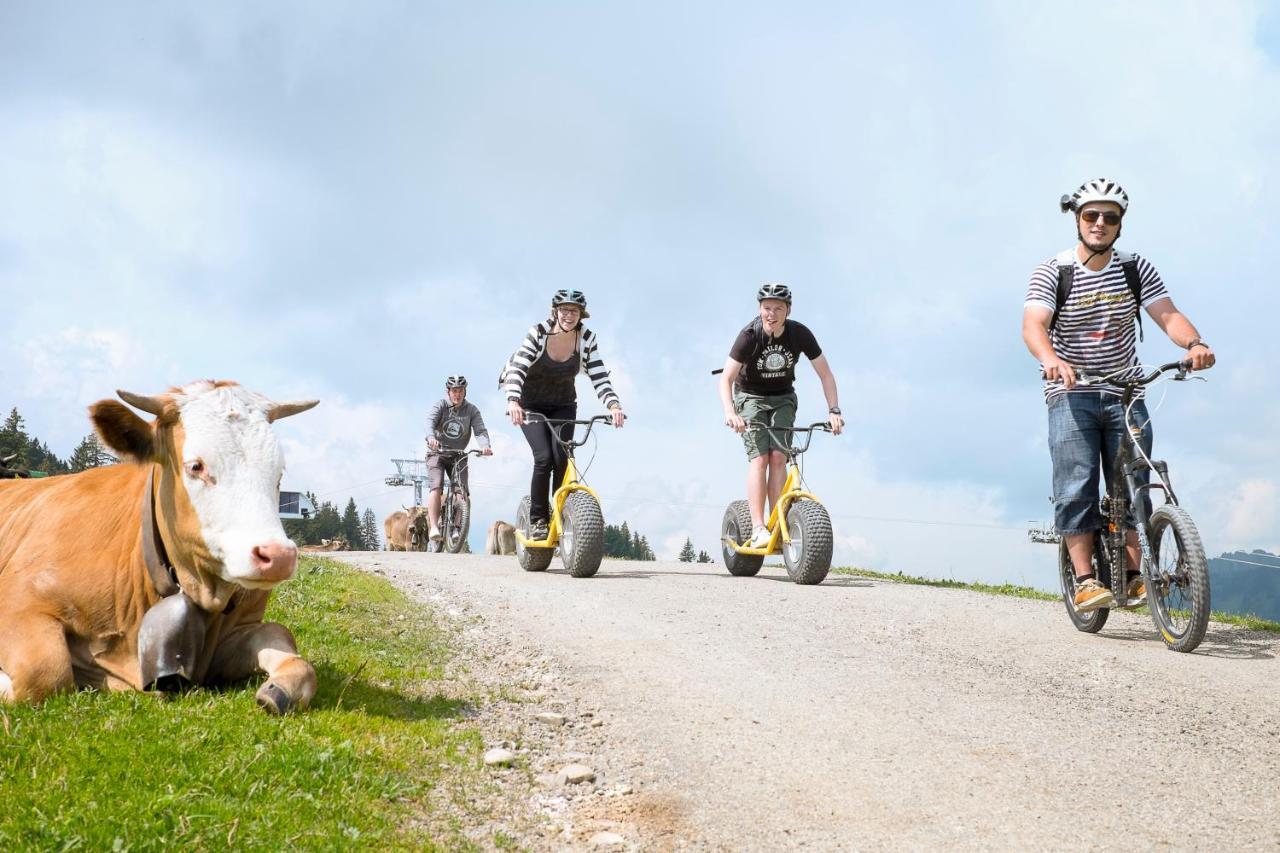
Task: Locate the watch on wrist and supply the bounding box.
[829,407,842,415]
[1186,338,1209,351]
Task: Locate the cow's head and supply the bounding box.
[90,380,318,596]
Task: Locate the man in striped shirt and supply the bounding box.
[1022,178,1215,612]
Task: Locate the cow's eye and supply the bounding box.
[185,460,206,478]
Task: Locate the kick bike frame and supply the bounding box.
[725,421,831,557]
[1065,361,1202,632]
[512,413,615,550]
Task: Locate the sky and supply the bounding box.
[2,1,1277,590]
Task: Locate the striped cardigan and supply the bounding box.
[501,321,620,409]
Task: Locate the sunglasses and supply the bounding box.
[1080,209,1122,226]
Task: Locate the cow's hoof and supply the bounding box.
[255,681,293,715]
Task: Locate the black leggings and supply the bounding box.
[520,401,577,522]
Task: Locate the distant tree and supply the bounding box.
[0,408,69,474]
[341,498,364,549]
[697,550,712,563]
[69,433,116,472]
[637,535,655,561]
[0,407,27,463]
[361,508,380,551]
[678,537,696,562]
[314,500,342,543]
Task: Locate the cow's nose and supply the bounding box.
[251,542,298,582]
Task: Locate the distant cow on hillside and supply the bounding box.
[0,380,318,713]
[485,520,517,555]
[384,507,430,552]
[301,537,350,553]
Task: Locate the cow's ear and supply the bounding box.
[90,400,156,462]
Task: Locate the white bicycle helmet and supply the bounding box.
[756,282,792,305]
[1060,178,1129,213]
[445,376,467,389]
[551,289,590,318]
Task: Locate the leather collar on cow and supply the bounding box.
[140,467,236,615]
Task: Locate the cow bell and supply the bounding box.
[138,593,209,692]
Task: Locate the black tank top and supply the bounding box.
[520,338,579,406]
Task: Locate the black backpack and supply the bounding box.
[1050,248,1144,341]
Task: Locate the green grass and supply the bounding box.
[0,557,488,851]
[835,566,1280,633]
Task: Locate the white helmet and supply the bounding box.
[1060,178,1129,213]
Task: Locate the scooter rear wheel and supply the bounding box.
[721,500,763,577]
[516,496,553,572]
[1059,534,1110,634]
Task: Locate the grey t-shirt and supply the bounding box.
[426,399,491,451]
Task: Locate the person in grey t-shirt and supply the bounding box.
[425,376,493,542]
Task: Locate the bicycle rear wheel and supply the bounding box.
[1147,505,1210,652]
[1059,534,1110,634]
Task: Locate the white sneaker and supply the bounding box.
[429,524,443,542]
[747,527,771,549]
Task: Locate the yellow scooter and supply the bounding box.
[514,413,618,578]
[721,421,834,585]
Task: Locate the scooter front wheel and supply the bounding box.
[782,499,832,585]
[1147,505,1210,652]
[561,491,604,578]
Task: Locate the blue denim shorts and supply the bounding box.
[1047,392,1153,535]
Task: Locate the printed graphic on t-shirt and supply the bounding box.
[758,344,797,379]
[443,418,464,440]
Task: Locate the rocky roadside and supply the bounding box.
[360,558,699,851]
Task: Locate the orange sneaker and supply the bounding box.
[1124,574,1146,606]
[1073,578,1115,612]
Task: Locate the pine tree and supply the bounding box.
[341,498,363,549]
[638,535,655,561]
[0,407,27,463]
[678,537,696,562]
[69,433,116,472]
[361,508,380,551]
[314,501,342,543]
[697,550,712,563]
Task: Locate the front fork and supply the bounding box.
[1120,454,1175,596]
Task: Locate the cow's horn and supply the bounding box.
[267,399,319,422]
[118,390,167,416]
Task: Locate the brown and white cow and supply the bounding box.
[0,380,318,713]
[485,520,517,555]
[383,506,429,552]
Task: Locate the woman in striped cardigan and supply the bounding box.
[502,290,625,537]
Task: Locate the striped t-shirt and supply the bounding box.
[1025,249,1169,401]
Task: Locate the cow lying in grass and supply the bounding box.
[0,381,318,714]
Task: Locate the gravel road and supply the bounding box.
[330,552,1280,851]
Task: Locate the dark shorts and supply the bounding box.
[733,390,798,460]
[427,453,469,492]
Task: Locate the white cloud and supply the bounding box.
[1224,479,1280,544]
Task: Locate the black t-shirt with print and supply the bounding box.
[728,319,822,395]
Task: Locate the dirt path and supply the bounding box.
[330,552,1280,851]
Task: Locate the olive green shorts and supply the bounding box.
[734,390,797,460]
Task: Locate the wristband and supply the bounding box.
[1186,338,1209,351]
